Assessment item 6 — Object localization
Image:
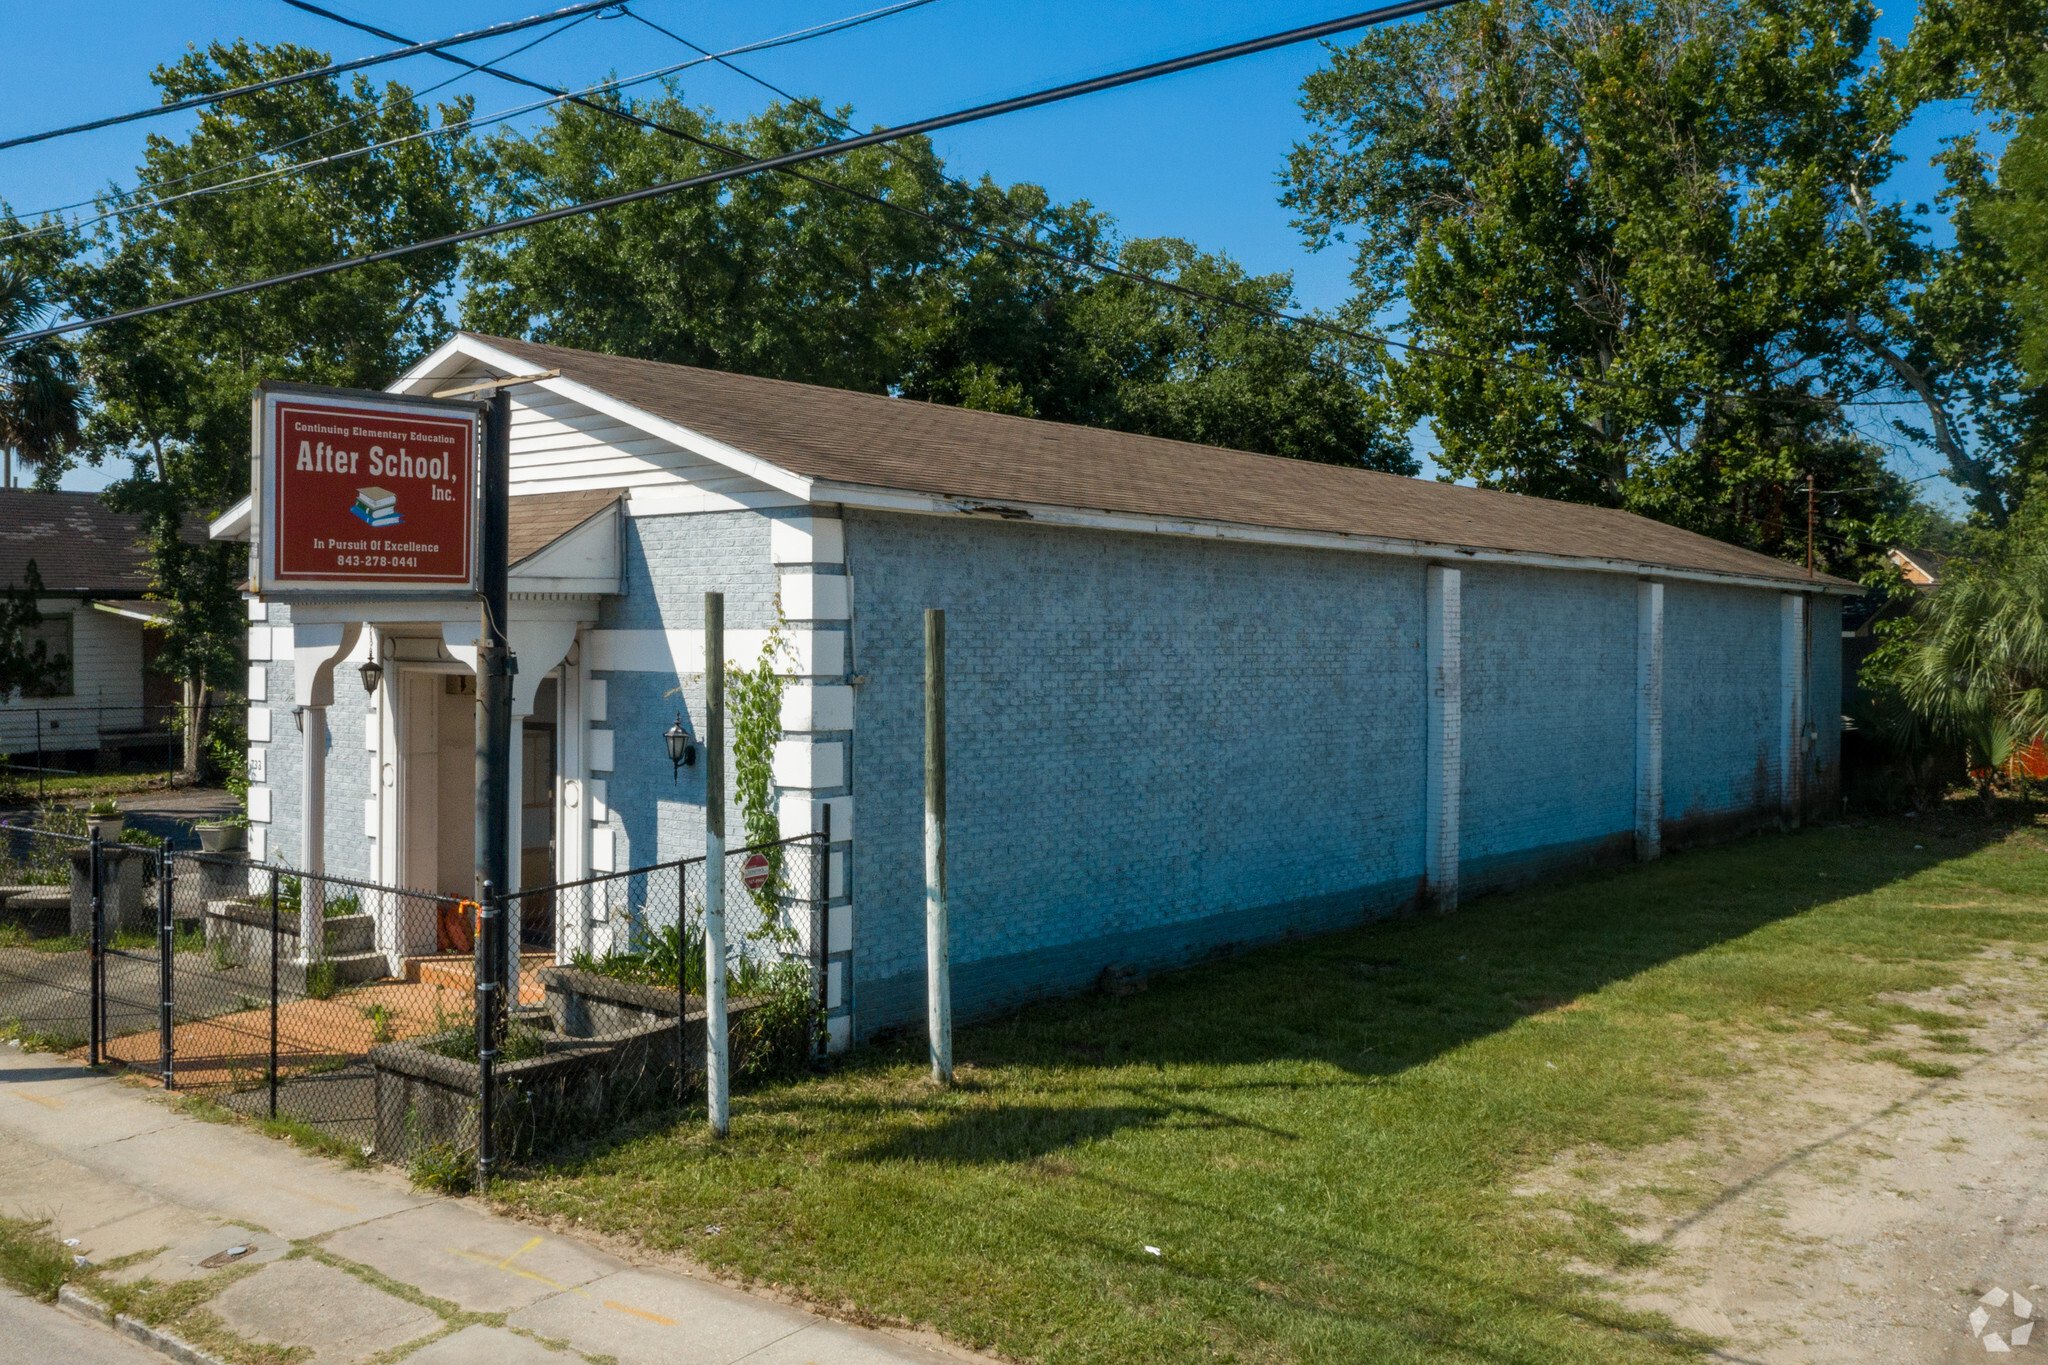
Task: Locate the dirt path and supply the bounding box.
[1521,946,2048,1362]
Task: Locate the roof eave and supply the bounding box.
[810,480,1863,595]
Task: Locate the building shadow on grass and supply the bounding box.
[840,825,1966,1165]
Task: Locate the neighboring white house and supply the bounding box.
[0,489,184,773]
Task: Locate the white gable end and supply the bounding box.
[392,336,807,511]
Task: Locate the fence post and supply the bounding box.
[88,827,103,1066]
[476,880,499,1192]
[159,850,174,1090]
[684,871,700,1105]
[704,591,729,1138]
[268,868,279,1121]
[816,806,830,1060]
[925,608,952,1087]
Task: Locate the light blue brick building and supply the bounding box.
[216,333,1853,1047]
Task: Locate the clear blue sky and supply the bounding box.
[0,0,1990,502]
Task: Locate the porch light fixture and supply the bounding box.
[665,714,696,780]
[359,658,384,694]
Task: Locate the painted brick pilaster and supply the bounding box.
[1635,580,1664,861]
[771,512,855,1052]
[1425,565,1461,911]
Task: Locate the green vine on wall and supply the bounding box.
[728,598,798,921]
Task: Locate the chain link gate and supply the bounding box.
[3,820,826,1174]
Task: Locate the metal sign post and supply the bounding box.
[473,391,513,1191]
[704,591,730,1138]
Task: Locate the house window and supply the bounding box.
[19,612,73,697]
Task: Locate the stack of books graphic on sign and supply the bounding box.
[351,486,402,528]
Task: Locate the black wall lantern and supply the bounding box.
[359,657,384,694]
[665,713,696,780]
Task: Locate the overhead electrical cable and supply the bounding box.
[281,0,1952,426]
[611,5,1085,258]
[0,0,637,152]
[3,0,941,246]
[1,0,1471,349]
[1,12,599,235]
[0,0,1971,455]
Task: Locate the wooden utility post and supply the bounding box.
[704,591,730,1136]
[1806,472,1815,580]
[924,608,953,1085]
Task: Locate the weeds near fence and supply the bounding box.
[733,961,824,1084]
[0,924,82,951]
[423,1020,548,1064]
[0,804,85,885]
[360,1003,395,1045]
[305,961,339,1001]
[0,1015,84,1053]
[570,919,706,992]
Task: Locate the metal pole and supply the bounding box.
[924,609,952,1086]
[300,705,326,962]
[159,850,174,1089]
[474,389,512,1191]
[817,803,831,1057]
[704,592,729,1137]
[675,864,687,1104]
[688,863,696,1113]
[268,868,279,1120]
[476,879,498,1190]
[88,827,103,1066]
[1806,472,1815,580]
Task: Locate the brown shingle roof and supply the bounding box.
[468,333,1854,589]
[509,489,619,565]
[0,490,157,596]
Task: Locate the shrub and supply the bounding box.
[733,959,822,1084]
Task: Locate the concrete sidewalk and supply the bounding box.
[0,1050,963,1365]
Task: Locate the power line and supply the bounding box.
[610,4,1088,264]
[247,0,1992,435]
[1,0,1468,349]
[2,0,944,247]
[0,0,634,152]
[2,13,599,235]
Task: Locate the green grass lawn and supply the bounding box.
[496,820,2048,1364]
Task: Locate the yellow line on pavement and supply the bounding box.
[498,1235,543,1269]
[10,1092,63,1109]
[445,1246,577,1294]
[604,1300,677,1326]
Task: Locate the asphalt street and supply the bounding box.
[0,1286,165,1365]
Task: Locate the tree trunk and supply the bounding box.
[180,676,208,779]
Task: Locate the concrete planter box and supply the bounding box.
[368,985,763,1163]
[68,846,149,937]
[538,964,704,1038]
[195,824,246,854]
[200,900,384,991]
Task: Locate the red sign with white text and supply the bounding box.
[263,393,476,590]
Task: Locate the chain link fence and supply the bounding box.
[0,819,826,1185]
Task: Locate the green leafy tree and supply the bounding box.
[1283,0,1949,562]
[51,41,477,770]
[468,90,1408,470]
[0,562,68,700]
[1875,0,2048,522]
[0,268,83,490]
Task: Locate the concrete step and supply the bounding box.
[403,953,551,1003]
